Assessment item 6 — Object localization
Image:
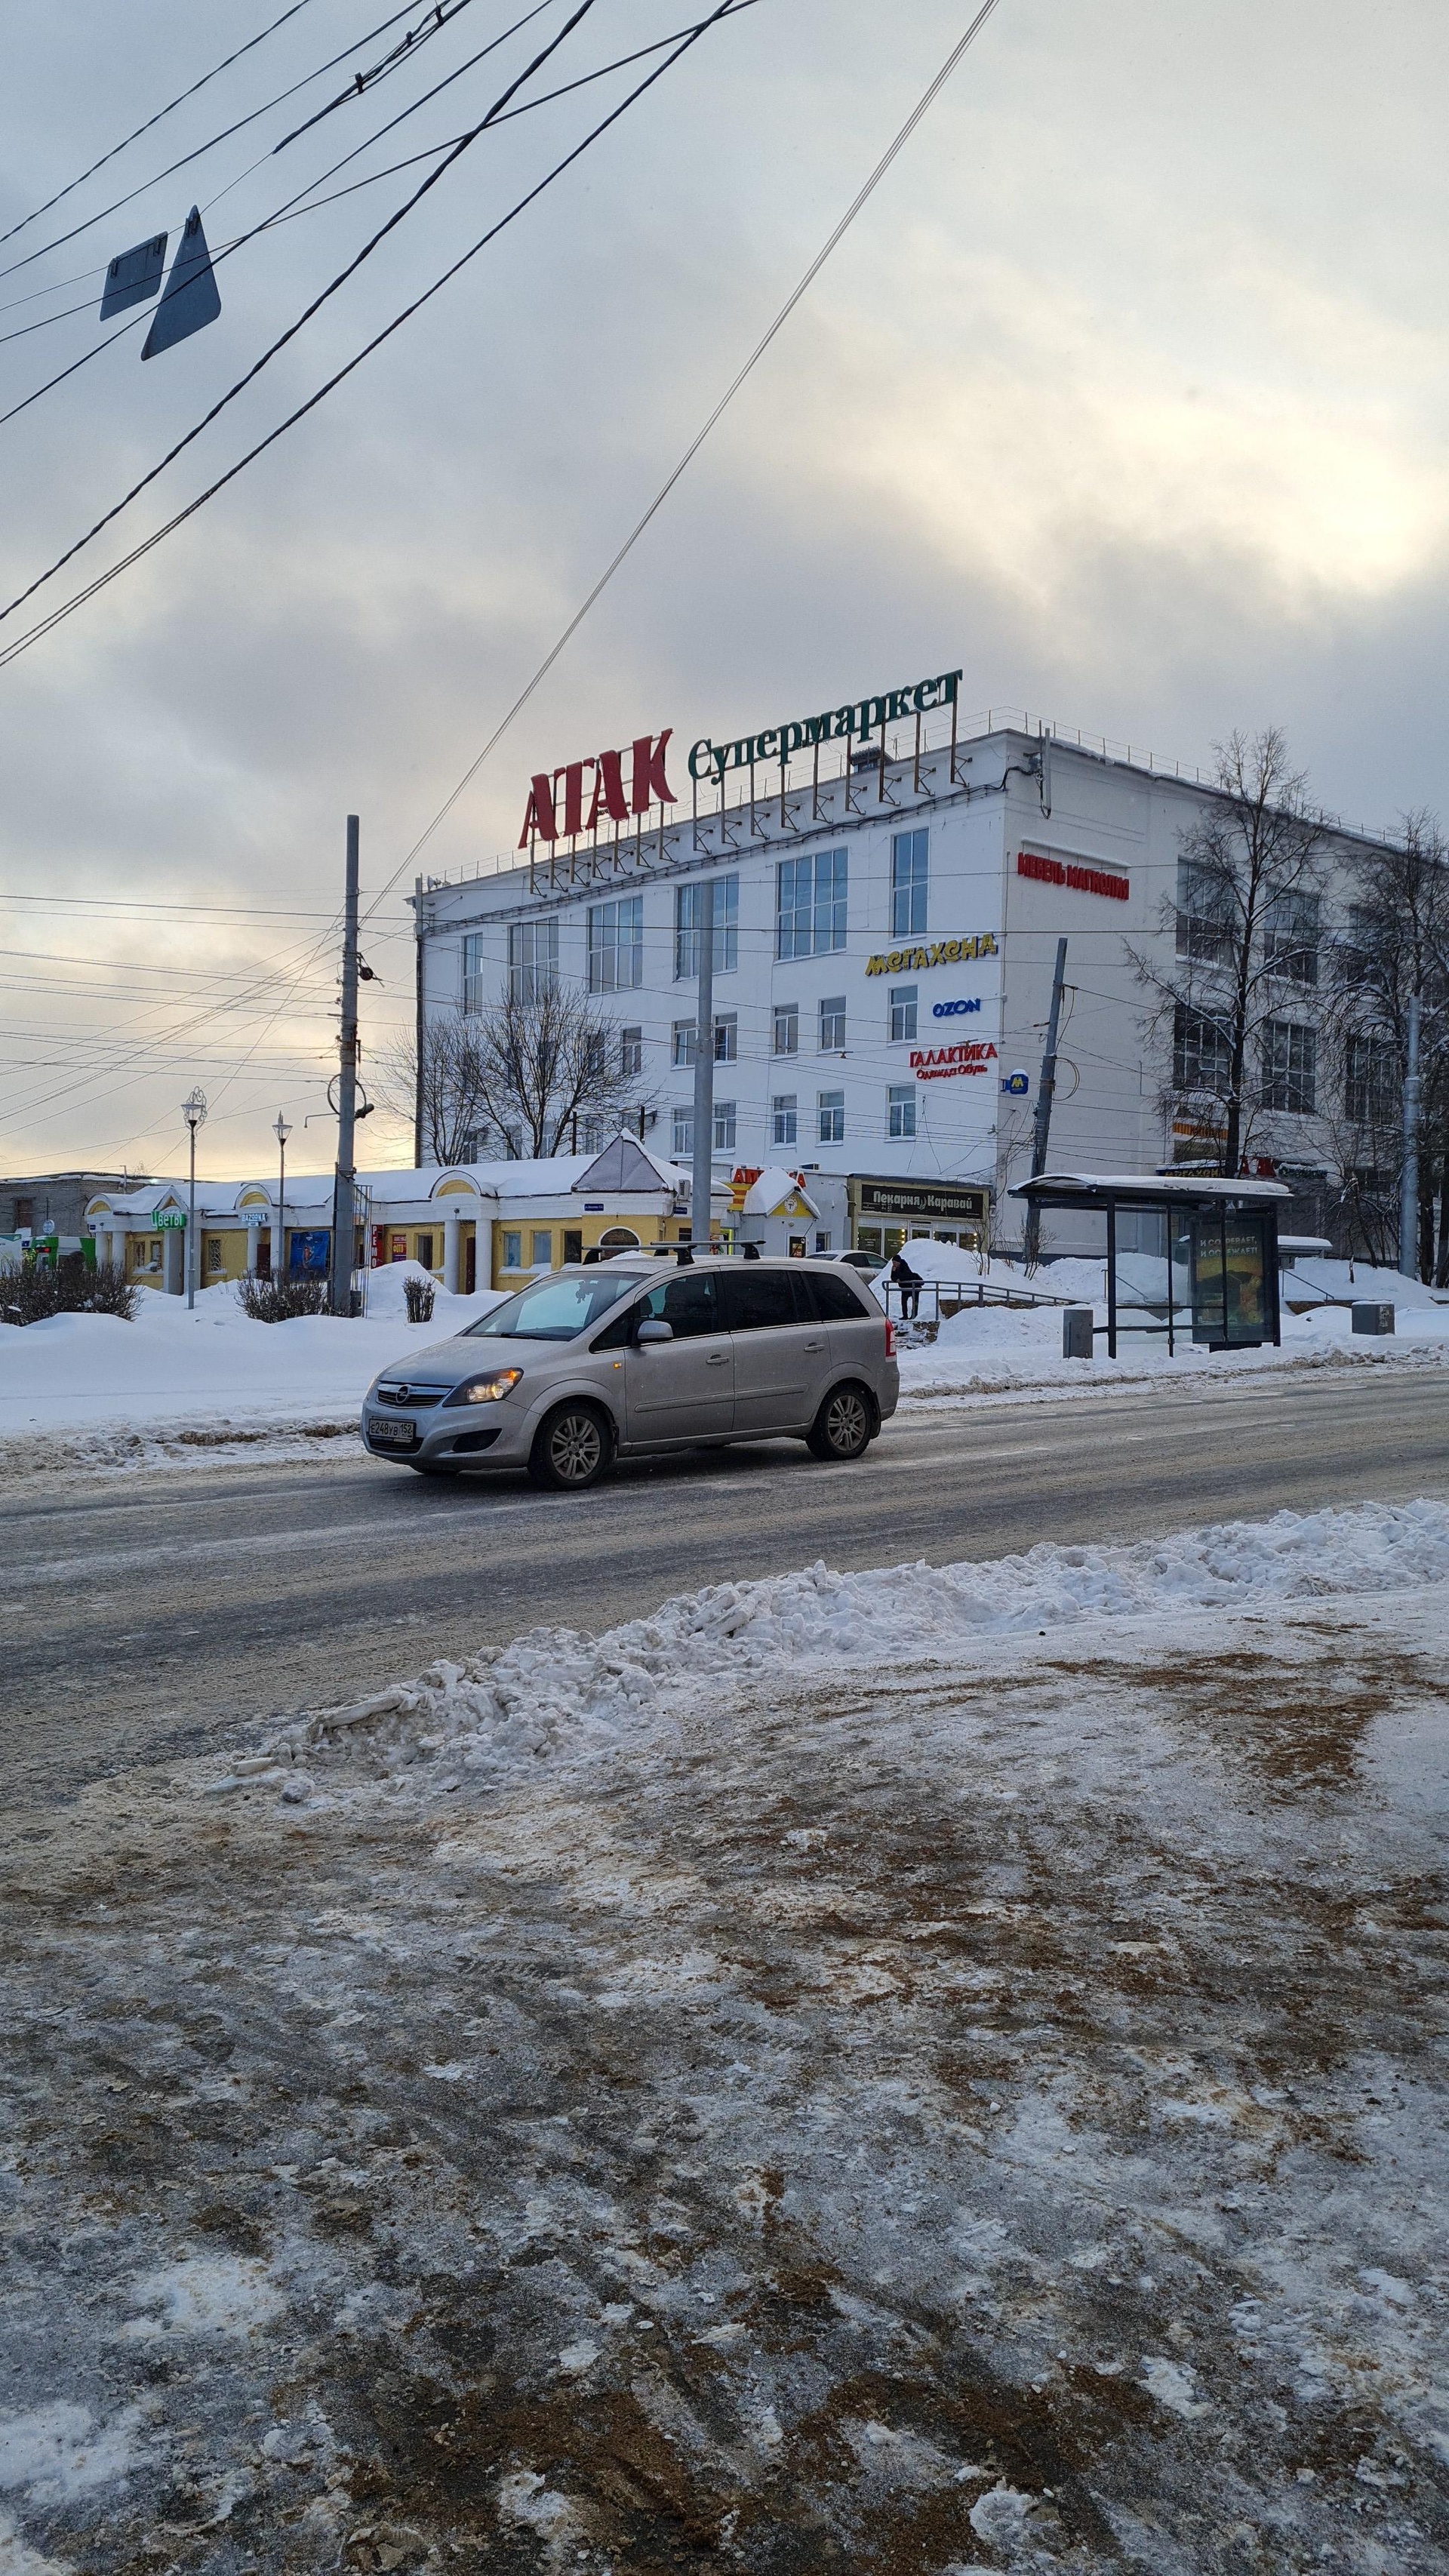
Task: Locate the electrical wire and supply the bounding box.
[361,0,1005,925]
[0,0,325,253]
[0,0,742,668]
[0,0,485,283]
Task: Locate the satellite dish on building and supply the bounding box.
[141,208,220,359]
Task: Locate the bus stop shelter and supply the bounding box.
[1010,1171,1291,1358]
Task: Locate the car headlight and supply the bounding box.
[444,1368,523,1407]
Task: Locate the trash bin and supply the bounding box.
[1351,1301,1395,1336]
[1063,1306,1095,1360]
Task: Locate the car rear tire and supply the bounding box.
[806,1381,874,1462]
[528,1402,612,1492]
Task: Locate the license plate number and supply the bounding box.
[368,1414,417,1448]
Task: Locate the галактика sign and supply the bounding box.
[910,1042,999,1082]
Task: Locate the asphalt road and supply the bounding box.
[6,1366,1447,1804]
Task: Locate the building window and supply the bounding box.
[771,1094,798,1146]
[501,1230,522,1270]
[206,1237,224,1273]
[1175,863,1235,965]
[675,875,738,979]
[530,1230,552,1267]
[588,894,644,992]
[713,1099,737,1150]
[891,829,929,939]
[889,984,918,1043]
[1263,891,1320,987]
[672,1018,697,1069]
[1346,1033,1398,1127]
[1261,1020,1317,1115]
[818,995,846,1050]
[455,1131,484,1164]
[416,1232,435,1272]
[462,932,488,1014]
[888,1084,916,1140]
[1173,1005,1232,1095]
[777,848,848,959]
[714,1010,737,1063]
[773,1002,798,1056]
[672,1105,694,1158]
[508,917,558,1002]
[818,1090,845,1144]
[620,1025,643,1078]
[579,1117,606,1153]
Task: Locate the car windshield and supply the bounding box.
[463,1270,642,1342]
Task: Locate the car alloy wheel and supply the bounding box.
[531,1403,609,1491]
[808,1383,872,1461]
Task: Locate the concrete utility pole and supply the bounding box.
[1021,938,1069,1272]
[330,815,361,1316]
[691,876,715,1252]
[273,1111,291,1284]
[182,1087,207,1309]
[1399,991,1422,1280]
[413,873,426,1168]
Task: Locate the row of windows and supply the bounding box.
[1176,873,1327,988]
[1173,1008,1402,1119]
[669,1088,919,1157]
[463,833,936,1005]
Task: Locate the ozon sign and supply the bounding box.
[519,731,675,846]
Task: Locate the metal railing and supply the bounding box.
[876,1276,1074,1327]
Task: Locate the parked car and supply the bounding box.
[827,1248,882,1273]
[360,1255,900,1490]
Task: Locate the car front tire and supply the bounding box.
[806,1381,875,1462]
[528,1402,613,1492]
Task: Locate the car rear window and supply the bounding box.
[801,1268,875,1322]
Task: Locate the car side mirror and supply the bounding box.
[635,1318,674,1345]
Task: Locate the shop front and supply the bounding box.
[847,1174,991,1262]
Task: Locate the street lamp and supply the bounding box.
[273,1113,292,1285]
[182,1088,207,1310]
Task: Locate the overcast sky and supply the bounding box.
[2,0,1447,1180]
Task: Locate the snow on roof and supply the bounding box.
[91,1136,691,1220]
[1013,1171,1291,1202]
[741,1167,821,1218]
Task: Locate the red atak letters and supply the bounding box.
[519,731,675,845]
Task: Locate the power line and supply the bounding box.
[362,0,1005,924]
[0,0,481,282]
[0,0,743,669]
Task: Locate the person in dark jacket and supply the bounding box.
[889,1248,923,1320]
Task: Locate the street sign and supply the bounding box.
[142,208,220,359]
[100,232,168,319]
[153,1210,186,1230]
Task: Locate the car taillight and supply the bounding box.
[884,1319,897,1359]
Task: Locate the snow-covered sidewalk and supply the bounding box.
[5,1498,1449,2569]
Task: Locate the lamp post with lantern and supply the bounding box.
[273,1113,292,1287]
[182,1088,207,1310]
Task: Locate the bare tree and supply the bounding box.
[1131,728,1327,1176]
[1324,815,1449,1279]
[471,983,653,1159]
[379,1011,494,1166]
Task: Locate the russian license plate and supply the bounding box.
[368,1414,417,1448]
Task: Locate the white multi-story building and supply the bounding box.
[411,673,1397,1257]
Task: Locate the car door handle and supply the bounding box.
[705,1351,730,1365]
[802,1339,825,1351]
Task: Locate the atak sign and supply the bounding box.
[688,668,964,785]
[911,1041,998,1082]
[519,731,675,846]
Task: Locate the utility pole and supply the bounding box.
[691,876,715,1252]
[413,874,426,1168]
[1399,990,1422,1280]
[273,1112,291,1285]
[1020,937,1068,1272]
[330,814,361,1316]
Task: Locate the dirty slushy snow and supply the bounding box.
[4,1500,1449,2570]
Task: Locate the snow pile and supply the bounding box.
[0,1270,505,1454]
[897,1292,1449,1402]
[1286,1257,1449,1310]
[251,1497,1449,1802]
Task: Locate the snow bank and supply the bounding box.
[1287,1257,1449,1310]
[253,1497,1449,1802]
[0,1270,506,1454]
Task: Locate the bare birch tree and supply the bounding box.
[383,988,651,1165]
[1324,816,1449,1279]
[1131,728,1328,1176]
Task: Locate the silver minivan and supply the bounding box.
[360,1255,900,1490]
